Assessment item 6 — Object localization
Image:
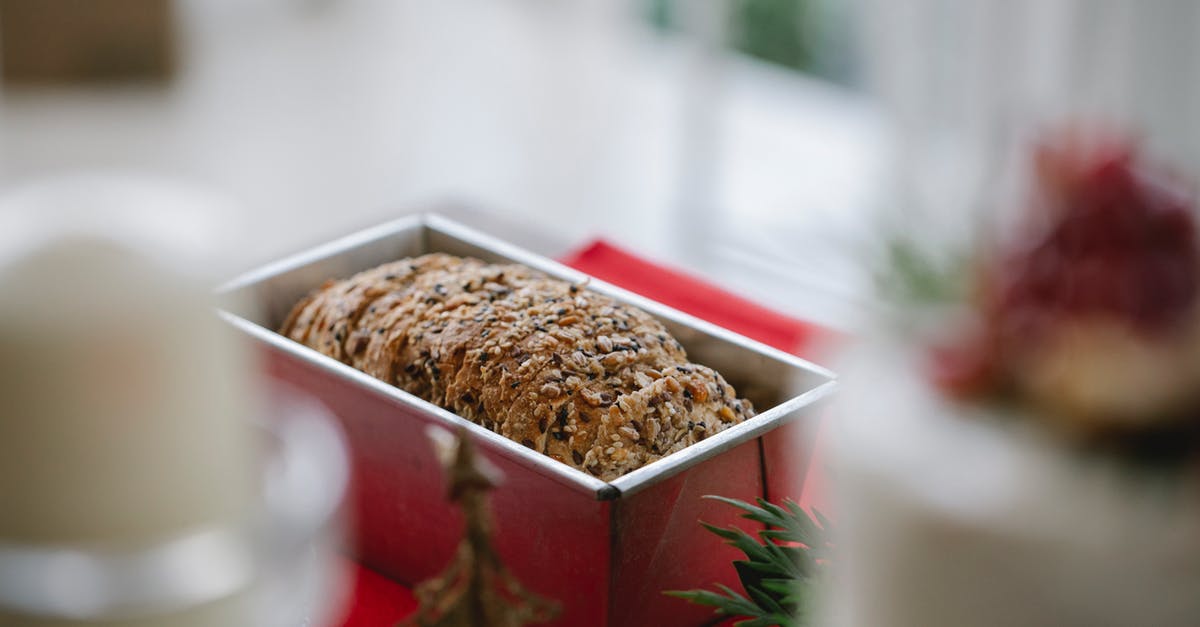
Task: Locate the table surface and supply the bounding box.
[0,0,884,330]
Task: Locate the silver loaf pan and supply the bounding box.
[217,212,837,627]
[219,213,835,498]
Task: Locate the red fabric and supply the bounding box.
[339,239,825,627]
[337,558,418,627]
[560,241,820,356]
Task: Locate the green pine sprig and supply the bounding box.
[665,496,832,627]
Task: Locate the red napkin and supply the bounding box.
[338,239,825,627]
[333,559,418,626]
[561,241,819,355]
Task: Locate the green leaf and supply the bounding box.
[664,589,739,614]
[735,616,791,627]
[700,522,781,567]
[744,582,787,615]
[700,521,747,541]
[670,496,835,627]
[761,578,807,607]
[713,584,767,617]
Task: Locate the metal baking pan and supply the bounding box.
[219,213,836,627]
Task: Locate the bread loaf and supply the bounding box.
[279,253,754,480]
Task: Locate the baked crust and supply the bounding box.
[280,253,753,480]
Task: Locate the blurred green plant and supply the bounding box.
[665,496,832,627]
[647,0,817,74]
[733,0,814,73]
[875,235,972,309]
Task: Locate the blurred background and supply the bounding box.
[0,0,883,330]
[6,2,1200,625]
[0,6,875,623]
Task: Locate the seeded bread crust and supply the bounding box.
[280,253,753,481]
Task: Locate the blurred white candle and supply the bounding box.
[0,177,258,625]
